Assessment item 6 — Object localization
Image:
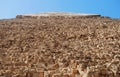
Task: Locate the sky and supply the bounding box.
[0,0,120,19]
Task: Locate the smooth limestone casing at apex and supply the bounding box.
[16,12,101,19]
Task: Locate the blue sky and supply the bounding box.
[0,0,120,19]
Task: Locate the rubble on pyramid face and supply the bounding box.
[0,14,120,77]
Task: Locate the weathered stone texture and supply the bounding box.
[0,13,120,77]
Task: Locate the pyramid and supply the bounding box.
[0,12,120,77]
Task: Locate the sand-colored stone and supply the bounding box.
[0,12,120,77]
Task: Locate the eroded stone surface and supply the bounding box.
[0,14,120,77]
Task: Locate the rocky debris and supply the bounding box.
[0,13,120,77]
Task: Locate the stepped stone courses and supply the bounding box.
[0,12,120,77]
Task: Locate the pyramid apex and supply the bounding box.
[16,12,101,19]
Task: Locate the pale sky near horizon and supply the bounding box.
[0,0,120,19]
